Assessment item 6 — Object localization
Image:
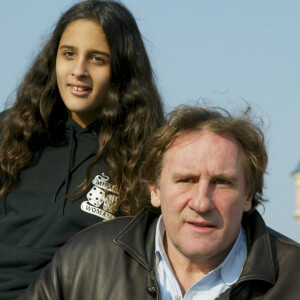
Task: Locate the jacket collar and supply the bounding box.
[114,209,159,271]
[239,210,276,285]
[114,209,276,285]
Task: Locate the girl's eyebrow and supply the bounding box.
[58,45,111,58]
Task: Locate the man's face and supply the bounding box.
[149,130,252,270]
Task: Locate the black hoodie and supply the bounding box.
[0,113,118,299]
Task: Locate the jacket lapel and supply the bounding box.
[239,210,276,285]
[114,209,159,271]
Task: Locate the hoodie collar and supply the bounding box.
[65,115,102,136]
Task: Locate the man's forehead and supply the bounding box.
[169,131,202,148]
[166,130,240,152]
[161,130,244,170]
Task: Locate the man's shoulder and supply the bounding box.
[267,226,300,249]
[68,216,135,247]
[54,209,159,269]
[61,209,158,250]
[52,216,135,267]
[246,210,299,250]
[266,226,300,271]
[244,210,300,271]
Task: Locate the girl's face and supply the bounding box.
[56,19,111,127]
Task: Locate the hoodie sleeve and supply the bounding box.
[18,249,64,300]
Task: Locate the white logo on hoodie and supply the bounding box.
[81,173,117,220]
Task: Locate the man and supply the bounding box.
[20,106,300,299]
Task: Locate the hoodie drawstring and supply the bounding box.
[62,126,75,215]
[52,120,100,213]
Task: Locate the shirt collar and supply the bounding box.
[155,215,170,266]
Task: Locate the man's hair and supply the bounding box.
[140,105,268,214]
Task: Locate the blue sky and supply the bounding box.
[1,0,299,241]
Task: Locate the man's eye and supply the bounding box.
[214,179,229,185]
[178,178,194,184]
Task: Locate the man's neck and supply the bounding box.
[163,235,230,295]
[167,259,211,295]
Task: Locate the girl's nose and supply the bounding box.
[71,59,89,78]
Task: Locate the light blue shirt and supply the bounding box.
[155,216,247,300]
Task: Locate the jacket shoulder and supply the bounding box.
[21,213,157,299]
[267,226,300,282]
[48,216,135,284]
[63,216,134,251]
[267,226,300,249]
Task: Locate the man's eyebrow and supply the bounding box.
[171,172,198,180]
[211,173,237,182]
[58,45,111,58]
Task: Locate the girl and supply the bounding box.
[0,1,164,299]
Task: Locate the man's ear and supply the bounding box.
[148,184,161,208]
[243,195,253,213]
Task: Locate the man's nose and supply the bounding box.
[188,181,214,213]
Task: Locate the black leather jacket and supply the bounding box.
[20,209,300,300]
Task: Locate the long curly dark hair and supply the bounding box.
[0,0,165,215]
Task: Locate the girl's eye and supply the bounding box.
[64,51,75,58]
[91,56,105,64]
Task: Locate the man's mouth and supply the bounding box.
[189,222,214,227]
